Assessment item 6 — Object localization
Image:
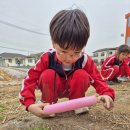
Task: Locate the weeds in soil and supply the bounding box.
[0,104,5,121]
[0,104,5,112]
[28,126,49,130]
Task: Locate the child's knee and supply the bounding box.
[73,69,89,80]
[38,69,55,88]
[71,69,90,89]
[40,69,55,79]
[113,66,119,73]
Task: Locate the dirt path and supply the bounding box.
[0,68,130,130]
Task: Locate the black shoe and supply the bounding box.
[112,78,121,83]
[106,80,115,85]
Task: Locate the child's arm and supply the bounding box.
[123,59,130,78]
[84,56,115,103]
[19,53,48,110]
[101,55,115,69]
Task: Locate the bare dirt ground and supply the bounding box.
[0,68,130,130]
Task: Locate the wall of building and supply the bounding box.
[125,13,130,46]
[24,58,36,66]
[0,57,36,67]
[92,49,116,65]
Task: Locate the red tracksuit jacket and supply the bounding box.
[125,57,130,66]
[19,50,115,108]
[124,57,130,77]
[101,54,129,80]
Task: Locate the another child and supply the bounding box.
[19,9,115,117]
[101,45,130,85]
[121,54,130,81]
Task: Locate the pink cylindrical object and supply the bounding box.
[44,96,97,114]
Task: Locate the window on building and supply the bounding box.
[28,59,33,63]
[94,59,98,64]
[93,53,98,57]
[100,59,104,65]
[127,37,130,46]
[101,52,104,56]
[20,59,23,64]
[15,58,18,64]
[8,59,12,63]
[109,52,113,55]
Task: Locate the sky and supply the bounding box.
[0,0,130,56]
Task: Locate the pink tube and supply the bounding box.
[44,96,97,114]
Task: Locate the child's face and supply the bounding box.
[118,52,129,61]
[128,53,130,57]
[53,44,84,65]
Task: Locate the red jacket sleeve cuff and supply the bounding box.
[102,92,115,101]
[21,99,35,111]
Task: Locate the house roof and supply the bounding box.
[0,52,27,59]
[93,47,117,53]
[30,52,44,58]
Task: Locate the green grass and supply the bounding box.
[0,104,5,112]
[28,126,49,130]
[32,128,48,130]
[0,115,4,121]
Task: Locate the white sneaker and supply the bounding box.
[74,107,89,114]
[47,113,55,117]
[117,76,129,82]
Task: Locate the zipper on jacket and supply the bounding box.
[63,67,74,80]
[61,64,68,80]
[62,63,75,80]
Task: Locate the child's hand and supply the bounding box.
[97,95,114,110]
[28,103,50,117]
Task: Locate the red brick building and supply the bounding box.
[125,13,130,45]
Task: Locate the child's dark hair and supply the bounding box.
[49,9,90,50]
[117,44,130,54]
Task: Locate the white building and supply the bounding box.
[92,47,117,65]
[0,53,36,67]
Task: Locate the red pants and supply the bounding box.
[38,69,90,104]
[101,64,127,80]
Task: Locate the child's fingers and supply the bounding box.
[97,96,114,110]
[38,104,52,117]
[104,97,114,110]
[105,97,110,108]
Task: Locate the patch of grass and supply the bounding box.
[0,104,5,112]
[19,109,25,113]
[27,124,50,130]
[0,115,4,121]
[28,126,49,130]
